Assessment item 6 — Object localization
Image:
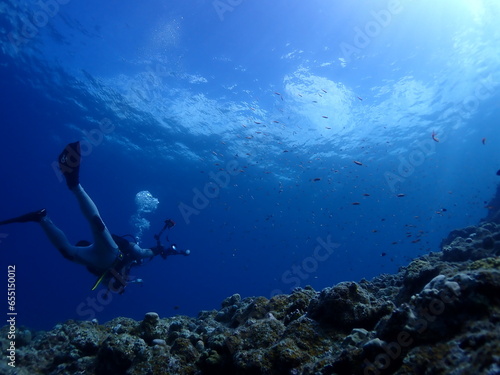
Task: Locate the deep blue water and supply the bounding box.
[1,0,499,331]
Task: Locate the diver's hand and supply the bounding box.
[151,245,165,256]
[166,245,190,256]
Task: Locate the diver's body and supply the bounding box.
[0,141,189,292]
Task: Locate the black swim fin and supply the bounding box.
[58,141,81,189]
[0,209,47,225]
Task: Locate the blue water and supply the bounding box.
[1,0,499,331]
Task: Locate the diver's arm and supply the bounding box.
[132,243,190,259]
[130,243,156,259]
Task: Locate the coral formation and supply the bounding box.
[2,221,500,374]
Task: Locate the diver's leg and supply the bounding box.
[58,141,119,255]
[39,216,114,270]
[0,209,47,225]
[39,216,81,262]
[58,141,81,189]
[71,184,119,254]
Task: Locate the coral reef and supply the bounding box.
[2,222,500,375]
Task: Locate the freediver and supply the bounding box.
[0,141,190,293]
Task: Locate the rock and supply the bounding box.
[143,312,160,325]
[307,281,393,331]
[441,222,500,261]
[137,312,166,345]
[95,334,148,375]
[342,328,370,348]
[16,329,32,347]
[395,258,441,304]
[151,338,166,346]
[221,293,241,307]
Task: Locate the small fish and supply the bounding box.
[322,89,328,93]
[352,202,360,205]
[357,96,363,101]
[254,121,261,124]
[312,178,321,182]
[381,252,387,256]
[325,127,331,129]
[497,169,500,176]
[353,161,363,166]
[273,120,280,123]
[397,193,405,197]
[432,131,440,142]
[482,137,486,145]
[322,116,328,119]
[363,193,370,196]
